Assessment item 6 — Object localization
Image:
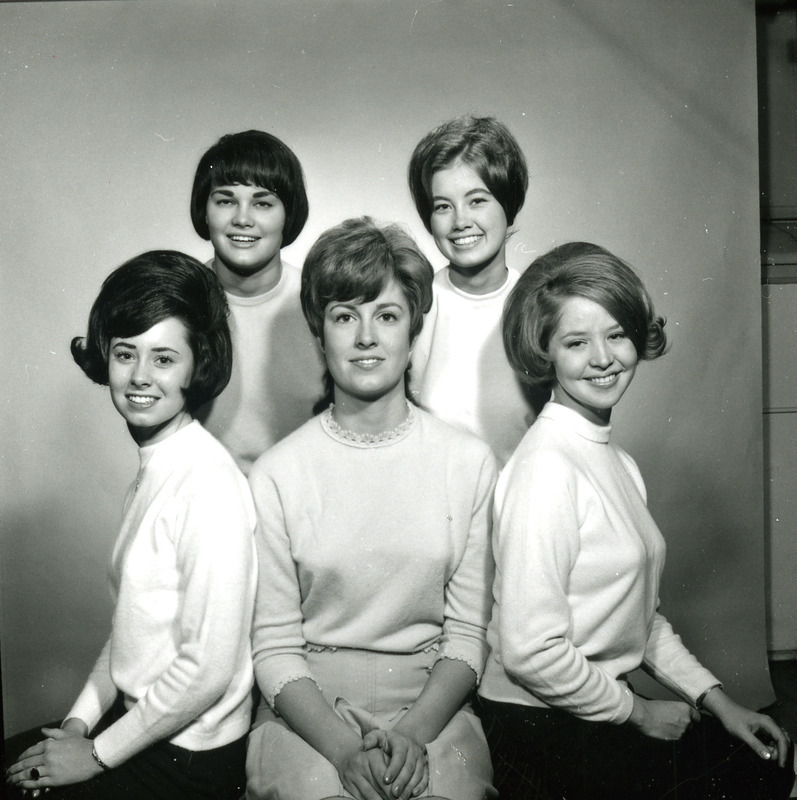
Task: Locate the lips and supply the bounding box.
[586,373,620,386]
[350,357,384,368]
[127,394,158,407]
[450,234,483,247]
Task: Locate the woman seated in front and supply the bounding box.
[245,217,498,800]
[476,241,794,800]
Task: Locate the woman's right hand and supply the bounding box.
[626,695,700,740]
[363,729,429,799]
[337,744,392,800]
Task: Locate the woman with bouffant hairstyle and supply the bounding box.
[477,241,793,800]
[7,251,256,800]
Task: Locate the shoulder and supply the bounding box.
[503,415,582,483]
[249,416,324,486]
[505,267,521,290]
[150,426,254,528]
[279,261,302,289]
[176,424,249,488]
[613,443,646,493]
[415,408,497,470]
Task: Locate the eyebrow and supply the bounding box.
[432,187,491,201]
[328,300,405,311]
[111,342,182,353]
[210,187,276,198]
[558,323,624,338]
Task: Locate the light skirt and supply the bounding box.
[246,647,495,800]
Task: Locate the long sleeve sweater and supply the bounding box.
[410,267,535,466]
[479,402,719,724]
[248,406,497,706]
[67,421,258,766]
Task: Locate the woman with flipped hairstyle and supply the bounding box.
[191,129,324,474]
[476,242,794,799]
[246,218,498,800]
[6,252,257,800]
[408,115,542,466]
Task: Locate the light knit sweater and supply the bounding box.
[479,402,719,724]
[410,267,535,467]
[67,421,258,766]
[197,262,325,474]
[248,406,497,706]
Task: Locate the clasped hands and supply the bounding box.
[339,727,429,800]
[6,719,103,798]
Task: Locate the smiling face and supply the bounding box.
[429,161,508,290]
[322,279,413,410]
[205,182,286,293]
[547,295,639,425]
[108,317,195,446]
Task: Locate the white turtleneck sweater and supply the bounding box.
[67,421,257,766]
[479,402,719,724]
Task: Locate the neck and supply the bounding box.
[129,411,193,447]
[331,388,409,435]
[212,255,282,298]
[551,387,612,427]
[447,251,508,295]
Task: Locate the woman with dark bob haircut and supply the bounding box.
[407,115,540,467]
[476,242,794,799]
[189,129,324,473]
[246,218,498,800]
[7,251,257,800]
[71,250,233,409]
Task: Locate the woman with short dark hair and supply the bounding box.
[7,251,257,800]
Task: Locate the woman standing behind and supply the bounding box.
[408,115,542,466]
[246,218,497,800]
[7,252,257,799]
[191,129,325,473]
[477,242,794,799]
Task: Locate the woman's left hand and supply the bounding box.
[6,727,103,792]
[363,729,428,799]
[701,687,791,768]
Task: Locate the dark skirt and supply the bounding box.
[476,695,794,800]
[4,697,246,800]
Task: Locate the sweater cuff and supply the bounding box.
[695,683,723,709]
[615,682,635,725]
[434,649,484,683]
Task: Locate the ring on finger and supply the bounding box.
[30,767,40,781]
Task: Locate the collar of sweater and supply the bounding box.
[538,401,611,444]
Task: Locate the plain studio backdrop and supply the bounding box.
[0,0,771,737]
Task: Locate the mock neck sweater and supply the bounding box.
[479,403,718,724]
[410,267,535,466]
[67,421,257,766]
[248,407,497,706]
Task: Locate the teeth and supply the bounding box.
[587,375,617,385]
[128,395,156,405]
[229,235,257,242]
[355,359,379,365]
[452,235,481,246]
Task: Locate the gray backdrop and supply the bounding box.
[1,0,769,736]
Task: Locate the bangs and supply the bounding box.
[319,257,396,311]
[209,162,280,196]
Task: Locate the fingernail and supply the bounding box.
[384,774,391,783]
